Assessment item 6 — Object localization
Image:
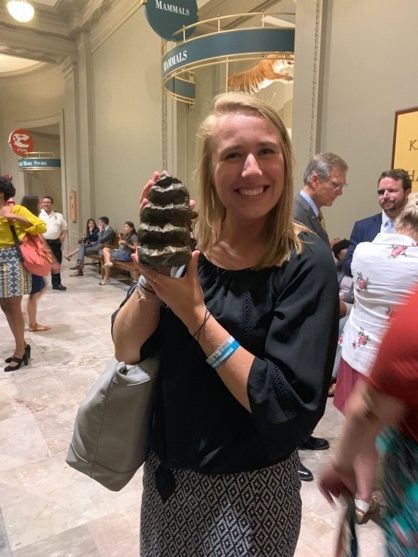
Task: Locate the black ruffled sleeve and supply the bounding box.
[247,234,339,459]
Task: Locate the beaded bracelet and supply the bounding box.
[211,339,240,369]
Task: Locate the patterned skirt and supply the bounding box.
[140,451,301,557]
[0,246,30,298]
[379,428,418,555]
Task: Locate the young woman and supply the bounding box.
[112,93,339,556]
[99,221,137,285]
[21,195,52,332]
[0,177,46,371]
[65,218,99,261]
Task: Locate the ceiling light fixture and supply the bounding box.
[7,0,35,23]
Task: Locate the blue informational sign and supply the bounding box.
[18,158,61,170]
[145,0,198,41]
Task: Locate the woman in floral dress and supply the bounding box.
[334,192,418,522]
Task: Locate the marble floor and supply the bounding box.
[0,263,384,557]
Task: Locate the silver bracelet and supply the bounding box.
[136,275,160,304]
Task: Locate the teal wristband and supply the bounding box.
[206,336,234,367]
[211,339,240,369]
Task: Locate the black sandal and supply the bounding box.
[5,344,31,363]
[4,345,31,371]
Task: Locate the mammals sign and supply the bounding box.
[145,0,198,41]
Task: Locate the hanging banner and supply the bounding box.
[145,0,198,41]
[162,28,295,104]
[392,106,418,191]
[8,129,34,156]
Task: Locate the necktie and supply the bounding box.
[386,219,395,233]
[318,210,326,230]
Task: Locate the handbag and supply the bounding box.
[66,356,159,491]
[9,224,52,276]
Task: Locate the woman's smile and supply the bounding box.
[235,185,268,197]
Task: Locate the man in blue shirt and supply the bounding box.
[343,169,411,275]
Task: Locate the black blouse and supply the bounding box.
[117,232,339,475]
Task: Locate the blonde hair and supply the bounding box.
[194,92,303,269]
[395,192,418,237]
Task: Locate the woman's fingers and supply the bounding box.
[139,171,161,211]
[185,250,200,277]
[137,250,199,283]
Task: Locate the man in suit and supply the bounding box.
[294,152,349,481]
[343,168,412,275]
[294,152,348,243]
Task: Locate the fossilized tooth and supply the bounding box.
[147,174,190,206]
[138,172,196,267]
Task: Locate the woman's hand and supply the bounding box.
[319,462,356,506]
[134,170,203,328]
[140,171,161,213]
[138,250,206,332]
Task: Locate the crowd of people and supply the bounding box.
[0,179,139,368]
[1,92,417,556]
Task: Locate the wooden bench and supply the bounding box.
[85,253,101,266]
[85,253,139,283]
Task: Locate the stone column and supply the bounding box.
[61,55,81,248]
[292,0,325,186]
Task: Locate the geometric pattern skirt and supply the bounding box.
[0,246,30,298]
[140,451,301,557]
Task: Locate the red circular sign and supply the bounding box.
[8,128,34,155]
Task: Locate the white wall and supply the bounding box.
[26,133,62,210]
[91,8,162,232]
[0,65,64,202]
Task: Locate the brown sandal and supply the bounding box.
[29,324,51,332]
[354,498,379,524]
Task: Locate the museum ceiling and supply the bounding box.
[0,0,295,75]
